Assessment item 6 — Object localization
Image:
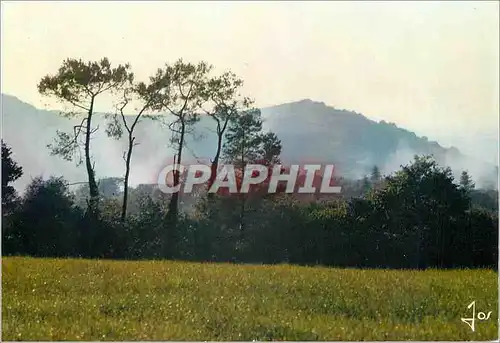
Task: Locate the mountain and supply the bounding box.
[1,94,497,193]
[260,99,497,186]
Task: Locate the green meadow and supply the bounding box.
[2,257,497,340]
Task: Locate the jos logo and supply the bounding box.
[461,301,492,332]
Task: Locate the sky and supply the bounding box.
[1,1,499,162]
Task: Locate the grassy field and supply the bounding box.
[2,257,498,341]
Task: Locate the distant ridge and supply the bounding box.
[1,94,498,191]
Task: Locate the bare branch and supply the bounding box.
[118,92,132,134]
[73,117,87,139]
[175,81,194,117]
[67,99,91,112]
[89,125,100,135]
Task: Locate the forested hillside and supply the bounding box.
[2,94,497,192]
[1,57,498,269]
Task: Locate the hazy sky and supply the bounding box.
[2,1,499,156]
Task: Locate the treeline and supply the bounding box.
[2,139,498,269]
[1,56,498,269]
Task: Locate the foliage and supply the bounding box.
[1,140,23,215]
[3,152,497,270]
[370,164,381,183]
[38,57,134,217]
[459,170,475,192]
[3,144,498,341]
[5,55,499,342]
[5,59,498,270]
[38,57,133,163]
[3,177,82,257]
[222,108,268,167]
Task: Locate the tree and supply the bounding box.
[98,177,124,199]
[107,77,162,222]
[72,177,124,211]
[370,165,381,184]
[459,170,475,193]
[470,188,498,212]
[1,140,23,215]
[147,59,212,224]
[223,109,265,168]
[221,108,282,244]
[201,71,252,189]
[6,177,82,257]
[369,155,470,268]
[38,57,133,217]
[259,132,282,166]
[466,208,498,268]
[361,175,371,195]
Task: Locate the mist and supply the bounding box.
[3,94,497,194]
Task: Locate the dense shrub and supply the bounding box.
[2,156,498,269]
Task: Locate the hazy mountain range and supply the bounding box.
[1,94,497,193]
